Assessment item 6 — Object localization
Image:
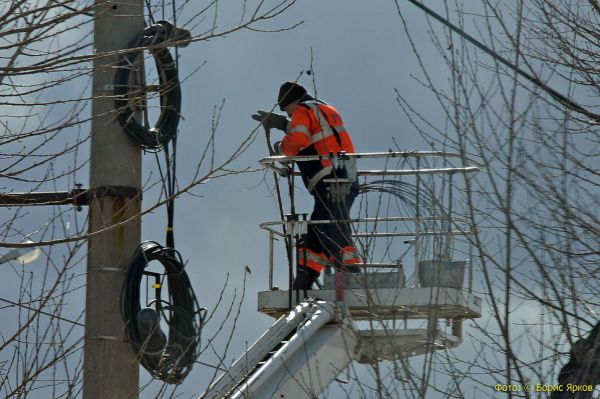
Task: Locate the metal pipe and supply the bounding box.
[287,165,296,309]
[0,191,83,206]
[260,215,470,230]
[415,157,421,287]
[261,222,471,239]
[445,173,454,260]
[261,166,482,178]
[259,150,484,167]
[352,230,471,238]
[357,166,481,176]
[268,231,274,290]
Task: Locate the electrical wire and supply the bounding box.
[404,0,600,122]
[360,179,448,259]
[121,241,206,384]
[114,21,182,150]
[166,0,180,249]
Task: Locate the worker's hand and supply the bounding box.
[252,111,288,132]
[273,141,282,155]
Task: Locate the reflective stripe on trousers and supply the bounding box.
[298,247,328,273]
[329,245,362,266]
[341,245,362,265]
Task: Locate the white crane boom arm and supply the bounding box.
[201,301,357,399]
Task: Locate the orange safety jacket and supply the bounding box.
[280,99,355,191]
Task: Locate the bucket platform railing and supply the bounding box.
[257,150,483,361]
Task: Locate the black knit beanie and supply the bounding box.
[277,82,307,110]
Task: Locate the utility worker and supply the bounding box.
[253,82,361,290]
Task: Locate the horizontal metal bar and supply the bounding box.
[0,191,85,206]
[352,230,470,238]
[354,263,403,268]
[0,186,142,207]
[358,166,480,176]
[260,150,483,166]
[259,151,484,177]
[275,166,480,178]
[349,216,468,223]
[260,216,470,232]
[261,222,470,240]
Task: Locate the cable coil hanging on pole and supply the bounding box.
[114,21,202,384]
[114,20,188,150]
[121,241,206,384]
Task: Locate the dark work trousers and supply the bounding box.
[304,179,360,270]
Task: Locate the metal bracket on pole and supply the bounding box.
[0,185,142,209]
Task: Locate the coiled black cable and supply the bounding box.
[114,21,181,150]
[121,241,205,384]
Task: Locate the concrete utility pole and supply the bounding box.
[83,1,144,398]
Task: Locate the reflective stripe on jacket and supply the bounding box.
[281,99,355,191]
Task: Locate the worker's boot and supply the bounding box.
[293,267,319,290]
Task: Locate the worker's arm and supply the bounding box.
[280,108,312,156]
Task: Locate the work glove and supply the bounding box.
[252,111,288,132]
[273,141,283,155]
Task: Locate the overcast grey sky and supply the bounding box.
[0,1,523,397]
